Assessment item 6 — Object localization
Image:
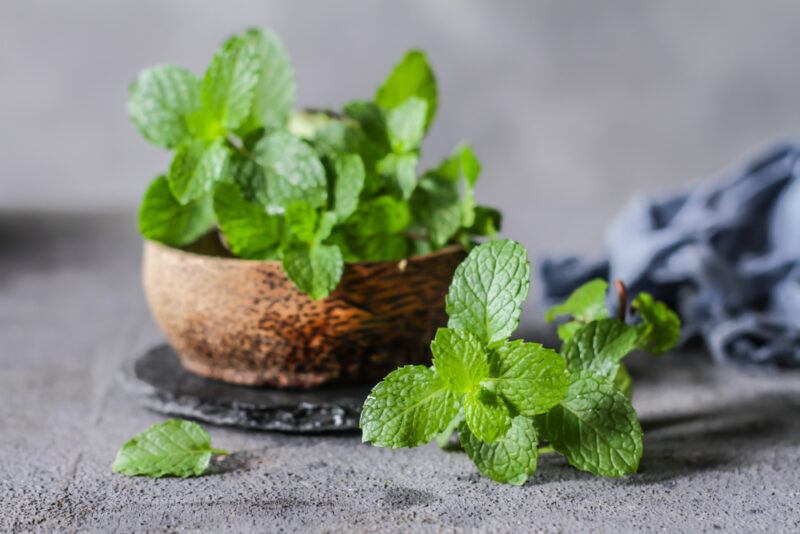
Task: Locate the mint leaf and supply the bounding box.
[332,153,365,220]
[458,144,480,227]
[201,34,260,130]
[344,233,409,262]
[282,243,344,300]
[435,411,464,450]
[545,278,608,323]
[386,97,427,153]
[360,365,459,448]
[632,292,681,355]
[556,321,583,342]
[343,100,389,149]
[460,415,539,485]
[348,195,410,236]
[430,328,488,393]
[484,340,568,416]
[468,205,502,237]
[214,182,281,259]
[446,239,530,345]
[377,152,419,200]
[112,419,227,478]
[254,131,327,213]
[167,138,229,204]
[410,176,461,247]
[285,200,319,242]
[228,154,266,203]
[464,389,511,443]
[537,373,642,477]
[237,28,295,134]
[375,50,437,130]
[561,319,638,381]
[614,364,633,399]
[128,65,200,149]
[139,175,215,247]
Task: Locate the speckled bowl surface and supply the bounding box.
[142,237,465,388]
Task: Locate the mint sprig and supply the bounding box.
[132,27,501,300]
[361,240,682,485]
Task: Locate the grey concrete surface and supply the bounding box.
[2,213,799,533]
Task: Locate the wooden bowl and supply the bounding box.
[142,238,465,388]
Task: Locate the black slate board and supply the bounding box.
[119,345,369,432]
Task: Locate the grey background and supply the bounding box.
[4,0,800,255]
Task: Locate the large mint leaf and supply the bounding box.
[253,131,327,213]
[348,195,410,236]
[128,65,200,149]
[112,419,226,478]
[360,365,459,448]
[446,239,530,345]
[430,328,488,393]
[632,292,681,355]
[167,138,229,204]
[460,415,539,485]
[545,278,609,324]
[213,182,281,259]
[537,372,643,477]
[139,175,214,247]
[282,243,344,300]
[386,97,427,153]
[464,389,511,443]
[237,28,295,134]
[201,34,261,130]
[332,153,365,220]
[410,175,461,247]
[375,50,437,130]
[484,340,568,416]
[377,152,419,200]
[561,318,638,380]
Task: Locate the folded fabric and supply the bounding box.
[540,143,800,368]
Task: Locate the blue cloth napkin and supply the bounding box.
[540,143,800,368]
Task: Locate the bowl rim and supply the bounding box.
[144,238,465,268]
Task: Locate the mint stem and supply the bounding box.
[614,279,627,322]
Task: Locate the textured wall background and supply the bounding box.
[2,0,800,255]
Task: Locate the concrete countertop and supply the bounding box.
[2,213,798,533]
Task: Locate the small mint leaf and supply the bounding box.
[561,319,638,380]
[464,389,511,444]
[460,415,539,485]
[632,292,681,355]
[430,328,488,393]
[112,419,226,478]
[386,96,428,153]
[332,153,365,220]
[167,138,229,204]
[285,200,318,243]
[467,205,502,237]
[485,340,568,416]
[377,152,418,200]
[214,182,281,259]
[343,100,389,149]
[410,175,461,248]
[556,321,582,342]
[545,278,609,323]
[537,372,642,477]
[139,175,214,247]
[201,34,261,130]
[127,65,200,149]
[446,239,530,345]
[375,50,437,130]
[360,366,459,448]
[282,243,344,300]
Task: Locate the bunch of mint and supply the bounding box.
[360,239,680,485]
[130,27,500,299]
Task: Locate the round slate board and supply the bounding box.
[119,345,370,432]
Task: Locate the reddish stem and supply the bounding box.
[614,279,628,322]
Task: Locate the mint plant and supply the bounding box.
[360,240,681,485]
[130,28,500,299]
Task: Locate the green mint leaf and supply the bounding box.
[332,153,365,220]
[459,144,481,187]
[375,50,437,131]
[377,152,419,200]
[430,328,489,393]
[344,233,409,262]
[464,389,512,443]
[446,239,531,345]
[360,365,459,448]
[556,321,583,342]
[348,195,410,236]
[228,153,266,203]
[435,411,464,450]
[343,100,389,149]
[410,176,461,247]
[386,97,428,153]
[127,65,200,149]
[314,212,337,245]
[632,292,681,355]
[614,364,633,399]
[201,33,261,130]
[285,200,319,242]
[545,278,609,323]
[236,28,296,134]
[460,415,539,485]
[112,419,226,478]
[484,340,568,416]
[468,205,502,237]
[561,318,638,381]
[139,175,215,247]
[537,372,642,477]
[253,131,327,213]
[167,138,229,204]
[282,243,344,300]
[213,182,281,259]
